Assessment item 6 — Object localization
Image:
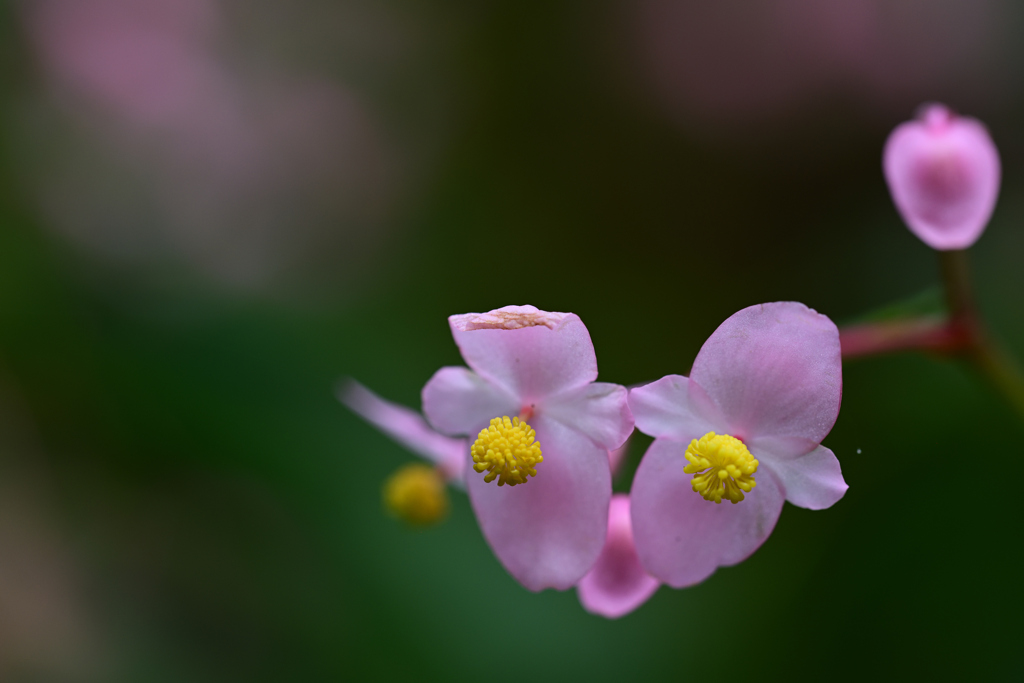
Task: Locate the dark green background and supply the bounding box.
[2,2,1023,680]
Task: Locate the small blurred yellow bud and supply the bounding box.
[382,463,449,526]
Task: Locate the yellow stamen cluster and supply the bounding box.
[684,432,758,504]
[382,463,449,526]
[471,416,543,486]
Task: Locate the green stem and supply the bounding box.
[968,337,1024,419]
[938,250,1024,419]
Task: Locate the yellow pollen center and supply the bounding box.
[383,463,449,526]
[471,416,543,487]
[683,432,759,504]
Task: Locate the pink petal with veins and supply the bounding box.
[628,374,724,442]
[544,382,633,451]
[465,415,611,592]
[421,367,519,437]
[631,438,785,588]
[689,302,842,445]
[448,305,598,402]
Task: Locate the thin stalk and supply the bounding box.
[939,250,1024,419]
[938,250,975,322]
[839,316,965,358]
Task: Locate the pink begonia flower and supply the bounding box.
[883,104,1001,251]
[577,494,659,619]
[422,305,634,591]
[629,302,846,588]
[340,380,466,485]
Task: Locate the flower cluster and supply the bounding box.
[344,301,845,616]
[343,102,1008,618]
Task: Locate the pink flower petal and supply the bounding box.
[421,366,518,436]
[339,380,468,482]
[689,302,841,444]
[607,438,631,477]
[544,382,634,450]
[577,495,660,619]
[630,438,785,588]
[749,437,848,510]
[449,305,598,402]
[465,414,611,591]
[628,374,724,441]
[884,104,1000,251]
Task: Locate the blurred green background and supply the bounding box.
[2,1,1024,680]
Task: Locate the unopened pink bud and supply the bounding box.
[883,104,1000,251]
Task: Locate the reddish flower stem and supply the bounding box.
[839,250,1024,419]
[839,316,968,358]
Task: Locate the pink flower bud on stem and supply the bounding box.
[839,104,1024,419]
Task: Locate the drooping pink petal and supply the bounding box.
[884,104,1000,251]
[630,438,785,588]
[628,374,725,441]
[465,414,611,591]
[748,437,848,510]
[448,305,598,402]
[689,302,841,445]
[577,495,660,619]
[339,380,467,483]
[543,382,634,451]
[421,366,518,436]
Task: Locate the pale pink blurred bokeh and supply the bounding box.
[20,0,433,294]
[629,0,1016,136]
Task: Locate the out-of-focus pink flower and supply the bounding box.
[28,0,222,130]
[883,104,1000,251]
[629,302,846,588]
[23,0,401,293]
[340,380,466,484]
[576,495,659,619]
[422,305,634,591]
